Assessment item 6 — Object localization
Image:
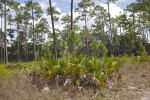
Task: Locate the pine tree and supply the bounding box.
[76,0,95,56]
[48,0,60,60]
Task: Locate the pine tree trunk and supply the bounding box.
[0,10,2,62]
[26,34,28,62]
[31,0,36,61]
[102,18,105,45]
[71,0,73,31]
[130,29,132,55]
[24,24,27,62]
[133,13,137,56]
[44,32,46,55]
[120,27,124,55]
[49,0,57,60]
[71,0,74,57]
[85,15,89,56]
[10,24,12,61]
[4,1,8,65]
[26,34,28,61]
[149,11,150,39]
[17,23,20,61]
[107,1,113,55]
[123,29,126,53]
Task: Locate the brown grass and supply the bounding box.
[0,69,101,100]
[103,62,150,100]
[1,63,150,100]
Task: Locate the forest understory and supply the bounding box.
[0,56,150,100]
[0,0,150,100]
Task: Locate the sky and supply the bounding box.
[1,0,136,41]
[14,0,136,30]
[6,0,137,29]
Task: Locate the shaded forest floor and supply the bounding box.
[0,62,150,100]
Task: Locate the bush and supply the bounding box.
[137,45,148,62]
[0,64,14,85]
[25,56,122,87]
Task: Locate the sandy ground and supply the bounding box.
[0,63,150,100]
[103,63,150,100]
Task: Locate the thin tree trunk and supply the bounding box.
[120,27,124,55]
[27,47,28,61]
[132,13,137,56]
[3,17,5,63]
[31,0,36,61]
[4,1,8,65]
[26,31,28,62]
[49,0,57,60]
[123,29,126,53]
[24,24,27,62]
[0,10,2,62]
[107,1,113,55]
[102,17,105,45]
[130,28,132,55]
[17,23,20,61]
[85,15,89,56]
[71,0,73,31]
[10,23,12,61]
[138,11,141,46]
[10,38,12,61]
[149,11,150,39]
[146,10,150,53]
[44,32,46,55]
[71,0,74,57]
[37,32,40,60]
[26,33,28,61]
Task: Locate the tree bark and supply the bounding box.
[24,24,27,62]
[49,0,57,60]
[133,13,137,56]
[4,1,8,65]
[71,0,73,31]
[31,0,36,61]
[0,10,2,62]
[17,23,20,61]
[107,1,113,55]
[85,15,89,56]
[120,27,124,55]
[130,28,132,55]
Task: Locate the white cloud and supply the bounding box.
[56,7,61,13]
[101,3,123,18]
[63,0,81,3]
[39,1,57,11]
[20,3,25,7]
[117,0,134,3]
[52,2,57,6]
[67,2,123,29]
[4,0,134,42]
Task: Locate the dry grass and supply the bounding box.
[0,69,41,100]
[103,62,150,100]
[1,63,150,100]
[0,69,100,100]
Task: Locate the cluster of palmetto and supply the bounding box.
[0,0,150,65]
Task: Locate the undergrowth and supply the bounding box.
[0,55,150,87]
[0,64,14,85]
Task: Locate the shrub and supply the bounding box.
[0,64,14,85]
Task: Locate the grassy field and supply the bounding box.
[0,55,150,100]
